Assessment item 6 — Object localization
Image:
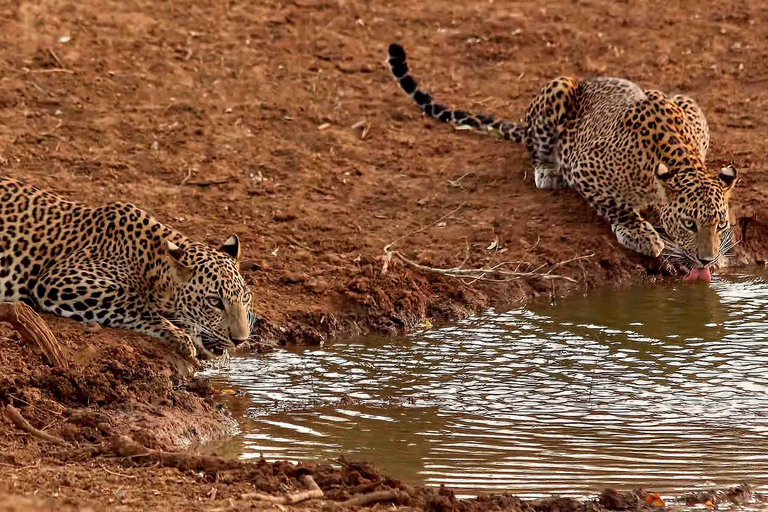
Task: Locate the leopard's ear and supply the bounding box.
[717,165,737,194]
[165,241,193,284]
[220,235,241,261]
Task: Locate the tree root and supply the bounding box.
[4,405,70,447]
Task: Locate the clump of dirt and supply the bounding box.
[0,318,235,456]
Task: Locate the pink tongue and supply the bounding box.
[683,266,712,282]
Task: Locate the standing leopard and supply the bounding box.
[387,43,737,280]
[0,177,255,359]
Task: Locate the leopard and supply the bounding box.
[387,43,738,279]
[0,177,255,359]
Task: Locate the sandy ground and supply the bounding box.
[2,0,768,509]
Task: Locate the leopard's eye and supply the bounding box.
[717,220,729,231]
[682,218,697,231]
[206,296,225,310]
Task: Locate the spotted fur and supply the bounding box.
[0,177,255,359]
[388,43,738,269]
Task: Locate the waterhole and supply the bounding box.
[204,270,768,498]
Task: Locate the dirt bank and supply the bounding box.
[2,0,768,508]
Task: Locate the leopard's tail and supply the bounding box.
[387,43,525,143]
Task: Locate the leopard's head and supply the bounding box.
[656,162,737,269]
[162,235,255,355]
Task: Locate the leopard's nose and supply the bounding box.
[698,257,715,266]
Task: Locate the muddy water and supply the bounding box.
[205,271,768,498]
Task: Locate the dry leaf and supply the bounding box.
[381,252,393,275]
[644,493,664,507]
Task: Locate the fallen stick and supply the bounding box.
[341,490,406,507]
[241,489,324,504]
[387,249,592,283]
[381,204,593,283]
[4,405,69,447]
[0,302,68,368]
[183,177,236,187]
[241,472,324,504]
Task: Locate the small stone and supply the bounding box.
[272,211,297,222]
[280,272,306,285]
[84,322,102,334]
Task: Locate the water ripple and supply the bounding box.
[205,270,768,498]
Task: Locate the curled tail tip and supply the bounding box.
[387,42,410,81]
[388,43,406,61]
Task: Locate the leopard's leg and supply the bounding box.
[524,76,580,190]
[33,260,198,359]
[609,208,665,257]
[671,94,709,161]
[576,175,664,257]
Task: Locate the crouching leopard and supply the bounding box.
[387,43,737,279]
[0,177,255,359]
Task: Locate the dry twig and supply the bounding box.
[382,205,593,283]
[4,405,70,447]
[387,250,592,283]
[40,119,63,138]
[240,490,324,504]
[341,490,407,507]
[26,68,74,74]
[48,49,65,69]
[241,471,323,504]
[183,177,236,187]
[180,167,193,185]
[101,465,139,479]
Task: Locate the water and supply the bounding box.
[204,270,768,499]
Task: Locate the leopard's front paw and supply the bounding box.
[159,320,198,360]
[643,233,665,258]
[613,223,664,258]
[171,331,197,359]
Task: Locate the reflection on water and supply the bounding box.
[204,270,768,498]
